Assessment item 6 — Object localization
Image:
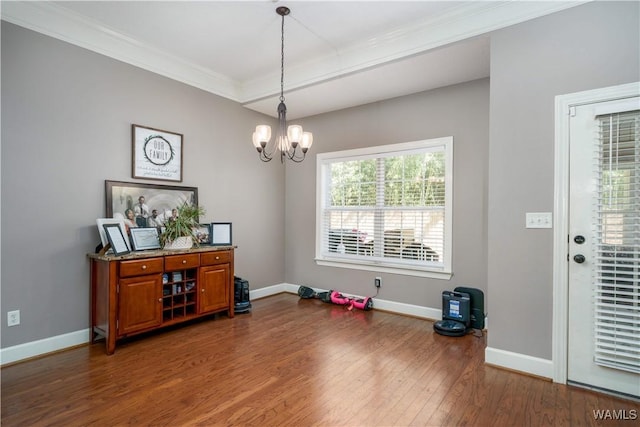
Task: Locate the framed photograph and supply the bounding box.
[129,227,161,251]
[105,180,198,227]
[96,218,131,252]
[194,223,212,245]
[132,124,183,182]
[211,222,232,246]
[103,223,131,256]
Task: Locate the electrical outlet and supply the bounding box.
[7,310,20,327]
[374,277,382,288]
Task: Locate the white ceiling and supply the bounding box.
[1,1,585,119]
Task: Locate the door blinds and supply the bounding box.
[594,109,640,373]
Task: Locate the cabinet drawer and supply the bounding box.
[165,253,200,270]
[201,250,231,266]
[119,258,164,277]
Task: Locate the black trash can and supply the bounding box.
[234,276,252,313]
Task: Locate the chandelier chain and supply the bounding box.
[280,12,285,103]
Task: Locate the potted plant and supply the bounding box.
[160,202,205,250]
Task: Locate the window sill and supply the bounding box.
[315,258,452,280]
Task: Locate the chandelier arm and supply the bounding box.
[284,146,306,163]
[260,143,274,161]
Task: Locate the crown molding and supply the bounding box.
[1,1,240,100]
[2,1,588,105]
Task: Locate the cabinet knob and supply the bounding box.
[201,289,205,292]
[158,298,162,302]
[215,256,220,260]
[182,259,187,264]
[142,265,147,270]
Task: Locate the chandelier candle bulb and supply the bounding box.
[252,132,261,150]
[288,125,303,146]
[301,132,313,151]
[255,125,271,145]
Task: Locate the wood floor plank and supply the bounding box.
[2,293,637,426]
[425,338,487,426]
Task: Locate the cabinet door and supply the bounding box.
[199,264,230,313]
[118,274,162,336]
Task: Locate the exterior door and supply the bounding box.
[567,96,640,397]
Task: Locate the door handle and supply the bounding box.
[573,254,586,264]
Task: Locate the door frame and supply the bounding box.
[552,82,640,384]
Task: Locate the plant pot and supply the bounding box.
[163,236,193,250]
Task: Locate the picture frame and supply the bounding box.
[132,124,183,182]
[105,180,198,226]
[211,222,232,246]
[129,227,161,251]
[103,223,131,256]
[96,218,131,252]
[194,223,212,245]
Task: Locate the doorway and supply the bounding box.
[553,82,639,398]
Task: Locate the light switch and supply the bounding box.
[526,212,552,229]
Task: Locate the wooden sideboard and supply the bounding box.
[89,246,235,354]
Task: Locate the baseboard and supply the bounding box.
[249,282,298,300]
[371,298,442,320]
[253,283,443,320]
[1,329,90,366]
[485,347,553,380]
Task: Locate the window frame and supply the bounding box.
[315,137,453,279]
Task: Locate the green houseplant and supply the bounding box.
[160,202,205,250]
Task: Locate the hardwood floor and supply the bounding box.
[1,293,637,426]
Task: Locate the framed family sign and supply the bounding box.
[132,124,183,182]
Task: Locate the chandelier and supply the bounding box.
[252,6,313,163]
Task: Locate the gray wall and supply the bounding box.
[285,78,490,309]
[487,1,639,359]
[1,22,284,348]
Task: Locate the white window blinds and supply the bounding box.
[316,138,453,277]
[594,109,640,373]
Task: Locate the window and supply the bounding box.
[316,137,453,279]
